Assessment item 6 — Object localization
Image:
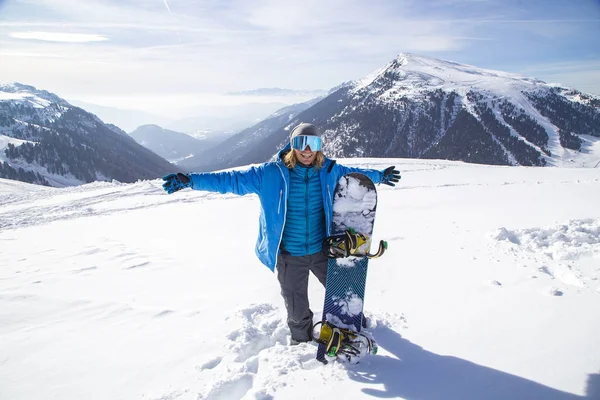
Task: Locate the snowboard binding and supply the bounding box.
[313,321,378,363]
[323,228,387,259]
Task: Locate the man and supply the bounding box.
[162,123,400,343]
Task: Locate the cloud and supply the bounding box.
[0,0,598,113]
[10,31,108,43]
[517,60,600,95]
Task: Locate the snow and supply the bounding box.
[334,292,364,317]
[332,175,377,241]
[351,53,545,99]
[0,89,53,109]
[0,134,32,153]
[1,158,600,399]
[492,219,600,261]
[0,150,85,187]
[0,135,83,187]
[0,133,87,189]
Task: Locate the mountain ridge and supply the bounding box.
[128,124,231,164]
[2,53,599,186]
[0,83,177,187]
[185,53,599,171]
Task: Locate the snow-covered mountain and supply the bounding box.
[128,125,230,164]
[0,83,176,187]
[328,54,600,167]
[1,159,599,399]
[189,54,600,171]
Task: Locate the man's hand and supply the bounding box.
[162,173,191,194]
[381,166,400,187]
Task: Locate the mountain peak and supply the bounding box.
[352,53,550,99]
[393,52,412,66]
[0,82,71,108]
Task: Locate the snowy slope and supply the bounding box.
[0,83,175,187]
[0,134,32,154]
[1,159,599,399]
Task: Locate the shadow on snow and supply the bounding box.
[347,326,598,399]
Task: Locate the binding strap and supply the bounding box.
[323,229,387,259]
[366,240,387,259]
[313,321,378,360]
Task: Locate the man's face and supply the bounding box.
[294,148,317,166]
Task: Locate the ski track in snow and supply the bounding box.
[0,180,241,231]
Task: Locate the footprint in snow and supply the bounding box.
[197,357,259,400]
[197,357,222,371]
[538,266,554,278]
[199,304,325,399]
[226,304,288,362]
[202,373,254,400]
[547,287,564,297]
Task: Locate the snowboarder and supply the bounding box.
[162,123,400,344]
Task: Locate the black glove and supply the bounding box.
[162,173,191,194]
[381,166,400,187]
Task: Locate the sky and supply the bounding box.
[0,0,599,118]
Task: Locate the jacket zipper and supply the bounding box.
[305,168,309,254]
[275,164,288,251]
[278,189,282,214]
[326,184,332,236]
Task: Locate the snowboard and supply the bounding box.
[316,173,378,363]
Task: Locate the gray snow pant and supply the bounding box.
[276,251,328,342]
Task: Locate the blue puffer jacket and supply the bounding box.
[282,164,325,256]
[188,146,385,271]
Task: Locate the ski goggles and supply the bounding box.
[291,135,322,152]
